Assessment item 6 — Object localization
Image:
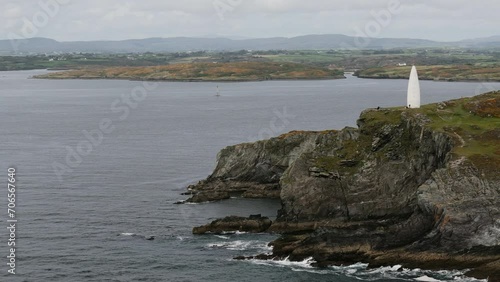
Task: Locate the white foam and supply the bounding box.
[243,259,487,282]
[248,256,316,269]
[120,233,135,236]
[220,231,249,235]
[206,240,272,251]
[415,276,441,282]
[330,262,369,271]
[214,235,230,240]
[362,264,402,274]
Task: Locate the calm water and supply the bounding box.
[1,70,498,282]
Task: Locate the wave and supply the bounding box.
[119,233,135,236]
[220,231,249,235]
[206,240,272,252]
[118,232,155,240]
[415,276,441,282]
[245,258,487,281]
[247,256,316,270]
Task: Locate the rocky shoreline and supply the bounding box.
[192,215,272,235]
[187,92,500,281]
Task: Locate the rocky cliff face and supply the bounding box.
[187,92,500,280]
[277,111,453,223]
[185,130,326,202]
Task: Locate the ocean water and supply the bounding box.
[1,70,498,282]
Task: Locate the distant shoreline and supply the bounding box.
[355,65,500,83]
[32,62,346,82]
[31,75,347,83]
[355,74,500,83]
[31,73,500,83]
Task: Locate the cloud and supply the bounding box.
[0,0,498,41]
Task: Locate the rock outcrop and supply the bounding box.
[185,130,325,203]
[192,215,272,235]
[188,92,500,281]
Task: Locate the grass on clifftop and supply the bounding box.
[33,62,344,81]
[362,91,500,178]
[356,65,500,82]
[422,92,500,178]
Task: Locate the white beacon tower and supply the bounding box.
[407,66,421,108]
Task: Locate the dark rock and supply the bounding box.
[186,190,230,203]
[187,92,500,281]
[338,160,359,167]
[249,214,262,219]
[183,131,331,203]
[193,215,272,235]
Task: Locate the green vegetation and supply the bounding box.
[312,130,371,175]
[33,62,344,81]
[0,53,179,71]
[361,91,500,178]
[421,92,500,177]
[2,48,500,82]
[261,48,500,73]
[355,65,500,82]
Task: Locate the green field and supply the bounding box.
[355,65,500,81]
[3,48,500,82]
[361,91,500,178]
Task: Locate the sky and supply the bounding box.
[1,0,499,42]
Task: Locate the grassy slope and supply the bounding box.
[361,91,500,179]
[356,65,500,82]
[33,62,345,81]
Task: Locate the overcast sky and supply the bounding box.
[2,0,499,42]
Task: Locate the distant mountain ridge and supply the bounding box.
[0,34,499,54]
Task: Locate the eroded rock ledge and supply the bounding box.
[185,130,327,203]
[193,215,272,235]
[187,92,500,281]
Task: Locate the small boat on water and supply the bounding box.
[216,85,221,97]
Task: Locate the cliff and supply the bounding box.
[184,130,325,202]
[188,92,500,280]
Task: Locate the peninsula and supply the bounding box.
[187,91,500,281]
[33,62,345,82]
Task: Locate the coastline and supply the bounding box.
[186,92,500,281]
[355,74,500,83]
[28,69,500,83]
[31,75,347,83]
[31,61,346,83]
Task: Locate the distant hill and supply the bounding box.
[457,35,500,47]
[1,34,499,54]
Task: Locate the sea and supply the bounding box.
[1,70,498,282]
